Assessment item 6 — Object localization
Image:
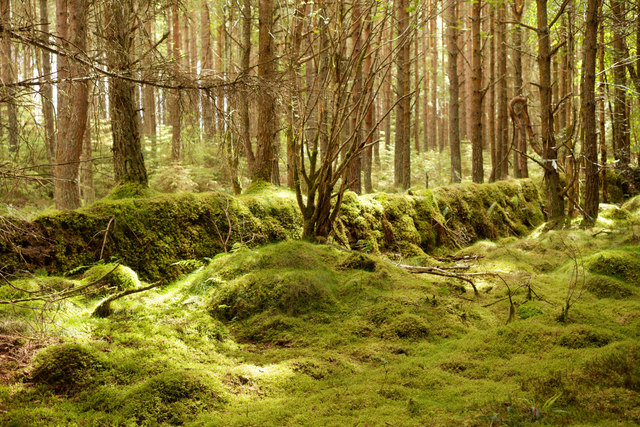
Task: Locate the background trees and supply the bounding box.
[0,0,639,232]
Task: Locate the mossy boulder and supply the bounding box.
[604,167,640,203]
[28,343,111,394]
[121,370,224,425]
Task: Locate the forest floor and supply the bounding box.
[1,197,639,426]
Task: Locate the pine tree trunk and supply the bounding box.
[394,0,411,189]
[512,0,527,178]
[495,0,509,180]
[471,0,483,183]
[488,5,496,179]
[240,0,255,175]
[446,0,461,183]
[106,0,148,186]
[1,0,18,154]
[582,0,601,225]
[429,3,438,151]
[54,0,89,210]
[536,0,564,220]
[39,0,56,170]
[612,0,629,168]
[170,5,182,163]
[254,0,276,183]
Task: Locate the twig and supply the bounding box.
[92,281,162,318]
[100,216,115,260]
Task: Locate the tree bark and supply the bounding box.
[1,0,18,153]
[201,5,214,142]
[446,0,461,183]
[582,0,601,225]
[612,0,629,168]
[430,4,438,151]
[254,0,277,183]
[495,0,509,180]
[394,0,411,189]
[240,0,255,176]
[53,0,89,210]
[169,5,182,163]
[106,0,148,186]
[536,0,564,220]
[470,0,483,183]
[512,0,527,178]
[39,0,56,170]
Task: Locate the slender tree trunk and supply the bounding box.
[201,5,214,142]
[170,5,182,163]
[106,0,148,185]
[488,5,496,179]
[471,0,483,183]
[582,0,601,225]
[363,20,374,193]
[394,0,411,189]
[348,1,363,194]
[54,0,89,210]
[240,0,255,175]
[429,2,438,151]
[39,0,56,170]
[495,0,509,179]
[512,0,527,178]
[612,0,629,168]
[413,28,420,153]
[254,0,276,182]
[79,111,94,203]
[598,18,608,202]
[536,0,564,220]
[1,0,18,153]
[446,0,461,183]
[422,19,429,152]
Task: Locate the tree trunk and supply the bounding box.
[512,0,527,178]
[598,16,608,202]
[39,0,56,170]
[254,0,276,183]
[446,0,461,183]
[429,3,438,151]
[536,0,564,220]
[201,5,214,142]
[106,0,148,185]
[1,0,18,154]
[240,0,255,176]
[348,1,363,194]
[170,5,182,163]
[495,0,509,180]
[54,0,89,210]
[582,0,601,225]
[394,0,411,189]
[612,0,629,168]
[470,0,483,183]
[488,5,496,179]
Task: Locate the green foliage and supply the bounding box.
[585,274,633,299]
[81,263,140,296]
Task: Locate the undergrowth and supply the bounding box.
[1,199,639,426]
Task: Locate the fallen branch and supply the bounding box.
[397,264,479,296]
[92,281,162,318]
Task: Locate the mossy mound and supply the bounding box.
[81,263,140,296]
[604,167,640,203]
[121,370,224,425]
[586,274,633,299]
[0,188,302,282]
[558,326,613,349]
[383,312,430,339]
[27,343,111,394]
[210,270,337,321]
[336,179,544,256]
[585,248,640,284]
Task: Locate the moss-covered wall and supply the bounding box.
[0,179,544,281]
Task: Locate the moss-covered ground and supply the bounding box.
[1,197,639,426]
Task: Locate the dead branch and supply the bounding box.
[91,281,162,318]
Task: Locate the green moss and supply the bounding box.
[28,343,111,394]
[558,326,613,349]
[81,263,140,296]
[517,302,543,319]
[121,369,225,425]
[585,248,640,284]
[585,274,633,299]
[384,313,430,339]
[338,252,378,272]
